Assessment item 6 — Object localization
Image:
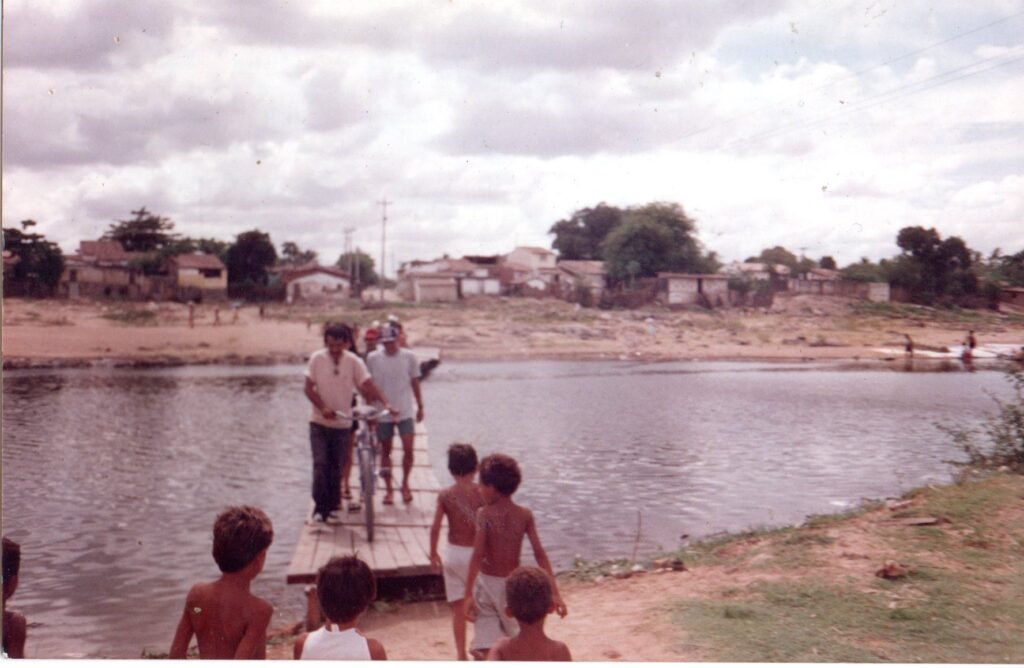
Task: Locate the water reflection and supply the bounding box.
[2,361,1008,658]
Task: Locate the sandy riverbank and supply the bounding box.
[259,473,1024,662]
[4,294,1023,368]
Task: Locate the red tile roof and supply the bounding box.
[172,253,225,270]
[79,240,127,262]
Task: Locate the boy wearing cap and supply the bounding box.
[366,324,423,504]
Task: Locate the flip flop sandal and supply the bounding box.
[402,490,414,504]
[382,492,395,505]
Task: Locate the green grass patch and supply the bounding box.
[101,308,157,325]
[670,574,1024,662]
[664,475,1024,663]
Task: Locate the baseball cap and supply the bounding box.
[379,325,400,342]
[364,327,380,341]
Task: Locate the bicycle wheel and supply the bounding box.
[359,445,375,542]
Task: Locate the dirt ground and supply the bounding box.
[4,294,1023,367]
[261,474,1024,661]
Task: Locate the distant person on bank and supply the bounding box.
[366,325,424,505]
[305,322,395,523]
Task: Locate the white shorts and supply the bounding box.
[470,573,519,653]
[442,544,473,602]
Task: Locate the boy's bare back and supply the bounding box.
[440,483,485,547]
[488,634,572,661]
[174,579,273,659]
[478,499,534,577]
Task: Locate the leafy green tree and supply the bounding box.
[3,220,66,296]
[747,245,814,273]
[548,203,623,260]
[103,207,178,252]
[991,249,1024,287]
[335,249,378,287]
[226,229,277,288]
[819,256,837,270]
[602,202,713,283]
[841,257,889,283]
[280,241,318,266]
[893,226,976,304]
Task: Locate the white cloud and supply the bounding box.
[3,0,1023,271]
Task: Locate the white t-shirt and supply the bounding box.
[299,626,371,660]
[365,348,419,422]
[306,349,370,429]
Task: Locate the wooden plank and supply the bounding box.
[287,422,444,585]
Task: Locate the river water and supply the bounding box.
[1,359,1007,658]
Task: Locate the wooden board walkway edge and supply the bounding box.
[286,422,445,586]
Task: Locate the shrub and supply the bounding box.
[943,367,1024,475]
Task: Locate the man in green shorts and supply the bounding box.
[366,325,424,504]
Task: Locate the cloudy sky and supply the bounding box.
[3,1,1023,277]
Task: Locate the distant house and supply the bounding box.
[789,267,841,295]
[505,246,557,275]
[723,261,770,281]
[659,272,730,308]
[397,256,500,300]
[553,260,607,301]
[399,272,460,302]
[168,253,227,301]
[1000,286,1024,310]
[60,240,143,299]
[277,264,351,303]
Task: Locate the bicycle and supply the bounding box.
[338,405,390,542]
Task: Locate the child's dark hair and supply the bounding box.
[447,443,478,476]
[317,555,376,623]
[2,537,21,584]
[212,506,274,573]
[479,453,521,496]
[323,322,353,344]
[505,566,552,624]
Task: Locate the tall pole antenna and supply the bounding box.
[343,227,355,297]
[377,198,391,302]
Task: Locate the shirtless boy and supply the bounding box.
[487,566,572,661]
[429,443,485,660]
[3,537,26,658]
[464,453,567,659]
[169,506,275,659]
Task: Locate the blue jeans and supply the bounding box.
[309,422,351,517]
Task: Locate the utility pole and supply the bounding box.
[377,198,391,303]
[343,227,355,297]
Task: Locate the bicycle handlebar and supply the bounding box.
[333,406,392,422]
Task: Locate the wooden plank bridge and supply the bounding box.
[286,422,443,586]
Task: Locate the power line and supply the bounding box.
[726,48,1024,149]
[673,9,1024,147]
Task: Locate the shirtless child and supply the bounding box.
[429,443,485,660]
[169,506,275,659]
[464,453,567,659]
[487,566,572,661]
[3,537,27,658]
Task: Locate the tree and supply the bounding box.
[819,256,837,270]
[602,202,713,283]
[991,249,1024,287]
[548,203,624,260]
[335,249,378,287]
[841,257,888,283]
[748,246,805,272]
[3,220,65,296]
[226,229,277,288]
[103,207,178,252]
[280,241,318,267]
[893,226,976,304]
